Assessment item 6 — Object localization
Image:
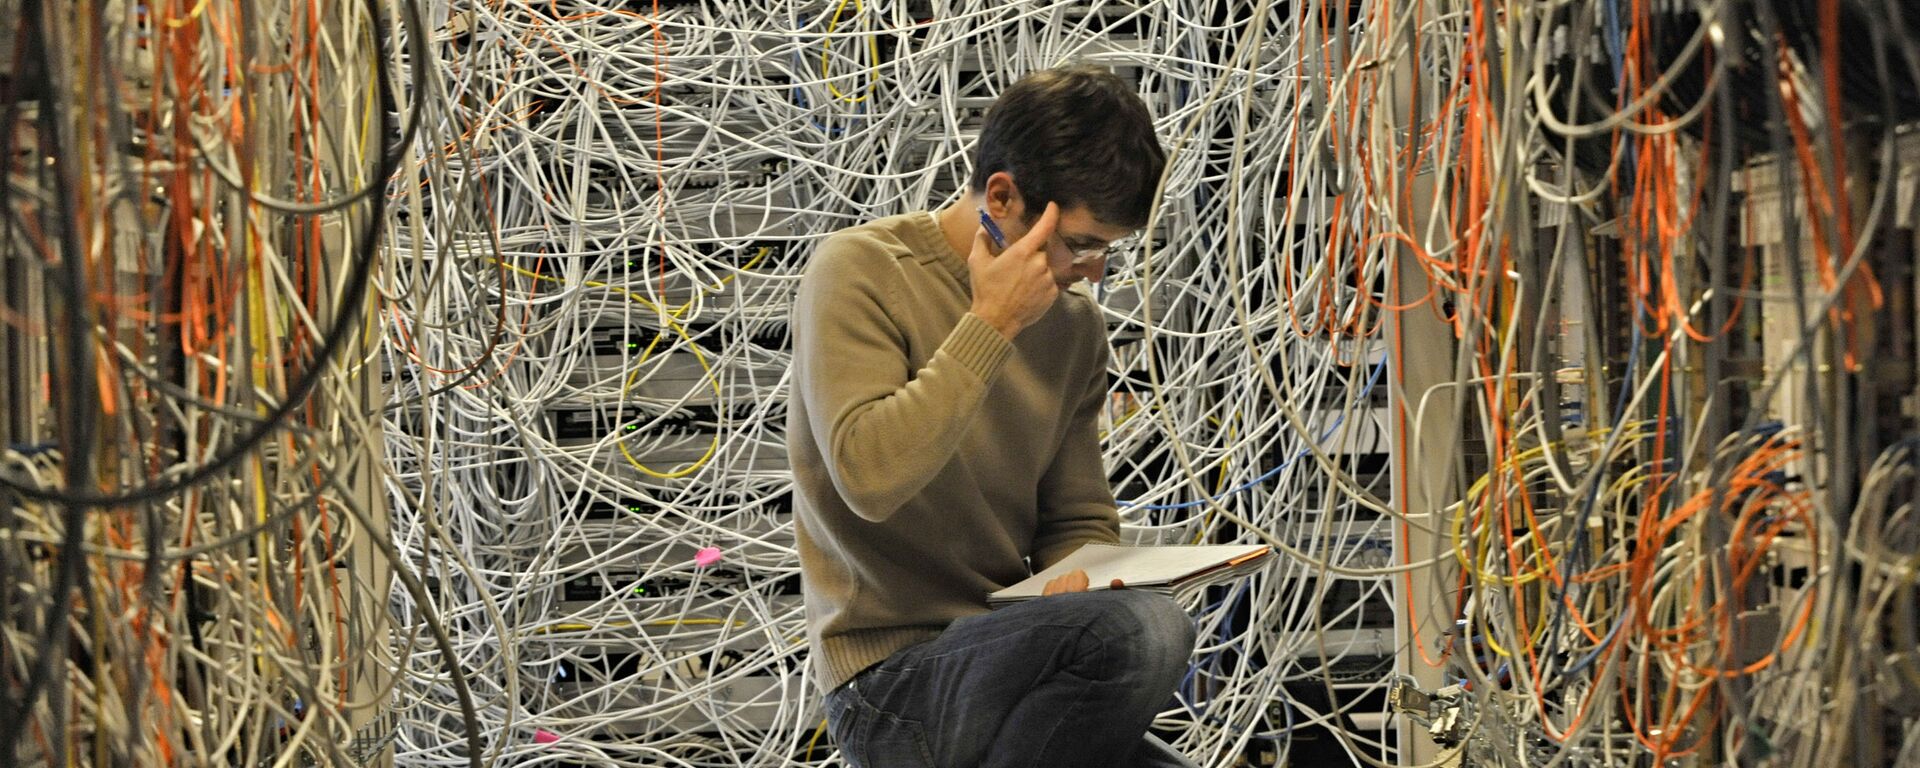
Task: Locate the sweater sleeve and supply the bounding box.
[1030,327,1122,570]
[791,238,1013,522]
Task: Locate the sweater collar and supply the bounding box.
[910,209,970,285]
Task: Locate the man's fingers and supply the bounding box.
[1015,202,1060,255]
[1110,578,1126,590]
[968,228,998,276]
[1042,568,1091,597]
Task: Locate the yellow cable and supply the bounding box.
[820,0,880,104]
[495,248,769,478]
[166,0,211,28]
[1450,427,1632,587]
[1191,413,1239,544]
[805,718,831,760]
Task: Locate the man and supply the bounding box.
[788,65,1197,768]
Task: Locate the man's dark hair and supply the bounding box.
[969,65,1166,229]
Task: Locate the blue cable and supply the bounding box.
[1178,583,1246,723]
[1512,304,1644,689]
[1176,577,1301,746]
[790,15,864,135]
[1602,0,1636,179]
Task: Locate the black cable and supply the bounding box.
[1699,0,1756,748]
[0,0,42,742]
[1738,4,1842,762]
[183,0,432,218]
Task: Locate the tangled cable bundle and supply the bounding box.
[5,0,1919,766]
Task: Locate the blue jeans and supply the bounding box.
[824,590,1201,768]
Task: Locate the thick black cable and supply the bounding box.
[186,0,431,217]
[0,0,43,731]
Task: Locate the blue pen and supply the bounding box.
[976,206,1008,249]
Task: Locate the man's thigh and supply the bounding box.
[827,591,1191,767]
[839,598,1090,765]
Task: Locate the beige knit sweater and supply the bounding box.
[787,210,1121,694]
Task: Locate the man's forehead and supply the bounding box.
[1053,206,1135,242]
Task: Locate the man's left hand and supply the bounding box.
[1041,568,1090,596]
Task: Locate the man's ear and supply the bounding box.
[984,171,1023,220]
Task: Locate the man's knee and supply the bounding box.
[1119,591,1198,674]
[1073,591,1197,679]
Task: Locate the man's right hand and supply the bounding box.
[968,202,1061,340]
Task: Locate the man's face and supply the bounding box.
[1000,201,1138,290]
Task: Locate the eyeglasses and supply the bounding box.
[1061,232,1145,267]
